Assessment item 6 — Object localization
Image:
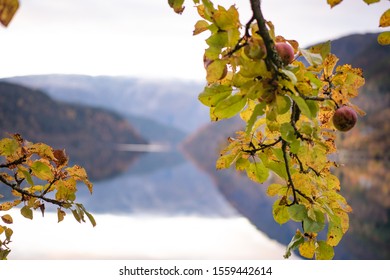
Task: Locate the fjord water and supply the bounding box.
[8,149,298,259]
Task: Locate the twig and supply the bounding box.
[281,139,297,205]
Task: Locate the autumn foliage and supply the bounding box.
[168,0,388,259]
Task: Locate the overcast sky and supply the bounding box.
[0,0,387,81]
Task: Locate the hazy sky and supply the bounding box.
[0,0,387,81]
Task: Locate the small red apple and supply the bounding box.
[332,106,358,132]
[275,42,295,65]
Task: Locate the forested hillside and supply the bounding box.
[0,82,146,180]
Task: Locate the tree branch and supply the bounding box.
[281,139,297,205]
[0,174,66,207]
[242,137,282,155]
[249,0,283,69]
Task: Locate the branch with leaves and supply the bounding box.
[167,0,378,259]
[0,134,95,260]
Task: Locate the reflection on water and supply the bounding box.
[77,150,236,216]
[8,148,299,260]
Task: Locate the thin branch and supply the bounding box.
[242,137,282,155]
[295,189,314,204]
[290,101,312,142]
[226,15,255,57]
[281,139,297,205]
[0,174,66,207]
[0,155,27,168]
[292,153,321,177]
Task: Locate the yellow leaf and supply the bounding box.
[66,165,93,194]
[323,54,339,78]
[0,0,19,27]
[327,0,343,8]
[379,9,390,27]
[28,143,56,161]
[299,240,315,259]
[193,20,209,35]
[326,221,344,246]
[378,31,390,45]
[266,183,285,196]
[0,201,19,211]
[334,208,350,233]
[1,214,13,224]
[363,0,381,4]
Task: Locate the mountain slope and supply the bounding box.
[0,81,146,181]
[2,75,209,134]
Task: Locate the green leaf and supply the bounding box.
[275,95,291,115]
[284,230,304,258]
[306,100,319,118]
[303,213,325,233]
[168,0,185,14]
[266,161,288,180]
[288,204,308,222]
[245,102,266,134]
[20,206,33,220]
[300,48,323,66]
[214,94,247,120]
[18,167,35,186]
[246,161,269,183]
[198,84,231,107]
[31,161,54,181]
[280,123,296,142]
[77,204,97,227]
[206,60,227,83]
[235,157,249,171]
[280,69,297,84]
[290,95,313,119]
[71,209,81,223]
[315,241,334,260]
[213,5,239,31]
[206,31,228,49]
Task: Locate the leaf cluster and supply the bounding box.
[0,134,95,259]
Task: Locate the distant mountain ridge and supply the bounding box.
[2,75,209,134]
[0,81,146,181]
